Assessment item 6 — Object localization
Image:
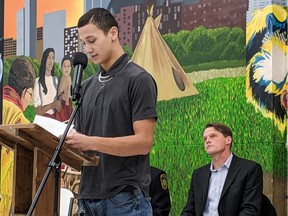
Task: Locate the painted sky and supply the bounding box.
[4,0,83,38]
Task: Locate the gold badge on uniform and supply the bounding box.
[160,174,168,190]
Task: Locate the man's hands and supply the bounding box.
[65,132,91,152]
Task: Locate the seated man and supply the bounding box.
[150,166,171,216]
[181,122,263,216]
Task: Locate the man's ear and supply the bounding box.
[226,136,232,145]
[20,88,26,99]
[19,89,27,106]
[109,26,118,40]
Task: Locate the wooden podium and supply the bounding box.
[0,123,99,216]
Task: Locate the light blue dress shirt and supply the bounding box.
[203,153,233,216]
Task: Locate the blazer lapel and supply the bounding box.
[220,155,240,200]
[200,165,211,211]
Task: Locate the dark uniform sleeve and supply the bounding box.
[150,166,171,216]
[260,194,277,216]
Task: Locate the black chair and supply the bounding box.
[260,194,277,216]
[150,166,171,216]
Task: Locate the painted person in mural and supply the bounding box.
[1,58,36,215]
[64,8,158,215]
[181,123,263,216]
[0,37,3,81]
[33,47,62,119]
[0,53,2,82]
[56,56,73,122]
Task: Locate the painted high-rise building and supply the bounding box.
[114,5,135,49]
[181,0,247,31]
[16,8,25,56]
[131,0,182,49]
[43,10,66,64]
[25,0,37,58]
[16,0,37,58]
[64,26,79,58]
[84,0,111,12]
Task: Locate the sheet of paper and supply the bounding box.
[33,115,74,137]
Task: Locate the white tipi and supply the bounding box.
[132,5,198,101]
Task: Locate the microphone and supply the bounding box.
[71,52,88,101]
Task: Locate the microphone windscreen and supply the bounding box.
[73,52,88,69]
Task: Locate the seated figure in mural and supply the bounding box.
[1,58,36,215]
[56,56,73,122]
[33,47,62,119]
[181,122,263,216]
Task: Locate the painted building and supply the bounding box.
[24,0,36,58]
[16,8,24,56]
[181,0,248,31]
[64,26,79,58]
[36,27,43,61]
[43,10,66,64]
[84,0,111,12]
[16,0,37,58]
[114,5,135,49]
[132,0,182,49]
[3,38,16,57]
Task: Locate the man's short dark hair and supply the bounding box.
[204,123,233,146]
[78,7,118,35]
[8,58,36,97]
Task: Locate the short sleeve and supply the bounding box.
[129,72,158,122]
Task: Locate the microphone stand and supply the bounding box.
[27,96,82,216]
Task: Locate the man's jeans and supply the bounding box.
[77,190,152,216]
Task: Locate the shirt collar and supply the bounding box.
[99,53,130,77]
[210,153,233,171]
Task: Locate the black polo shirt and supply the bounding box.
[74,53,158,199]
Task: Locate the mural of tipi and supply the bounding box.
[132,5,198,101]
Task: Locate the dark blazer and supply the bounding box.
[260,194,277,216]
[181,154,263,216]
[150,166,171,216]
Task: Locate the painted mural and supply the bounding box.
[0,0,3,126]
[246,4,287,133]
[0,38,2,82]
[132,5,199,101]
[1,58,36,215]
[1,0,287,215]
